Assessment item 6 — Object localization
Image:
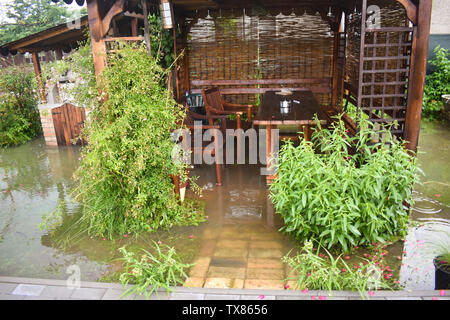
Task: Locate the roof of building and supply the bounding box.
[0,15,89,56]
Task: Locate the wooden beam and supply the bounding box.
[7,19,89,51]
[396,0,417,25]
[404,0,432,152]
[32,52,46,103]
[100,0,125,39]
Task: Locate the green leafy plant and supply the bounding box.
[270,113,421,252]
[426,230,450,272]
[423,46,450,120]
[41,34,97,109]
[0,67,41,147]
[283,240,394,299]
[118,243,192,299]
[72,43,202,238]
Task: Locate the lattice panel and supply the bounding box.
[359,27,413,136]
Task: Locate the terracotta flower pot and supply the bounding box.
[433,256,450,290]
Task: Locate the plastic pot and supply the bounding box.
[433,256,450,290]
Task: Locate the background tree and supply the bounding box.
[0,0,86,46]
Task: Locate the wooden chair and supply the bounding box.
[201,87,258,129]
[179,105,228,186]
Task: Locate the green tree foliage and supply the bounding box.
[72,43,203,238]
[0,67,41,147]
[270,115,421,252]
[0,0,84,46]
[423,46,450,120]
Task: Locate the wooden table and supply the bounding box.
[253,90,327,183]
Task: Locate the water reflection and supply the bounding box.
[0,138,108,280]
[0,120,449,289]
[399,120,450,290]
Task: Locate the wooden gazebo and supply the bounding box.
[51,0,432,152]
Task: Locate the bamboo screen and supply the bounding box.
[184,9,335,105]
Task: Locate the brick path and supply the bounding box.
[0,276,448,300]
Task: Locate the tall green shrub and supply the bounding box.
[423,46,450,119]
[270,115,421,251]
[0,67,41,147]
[72,43,201,238]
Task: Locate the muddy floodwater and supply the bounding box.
[0,120,449,290]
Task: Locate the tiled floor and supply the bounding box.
[183,223,295,290]
[182,164,299,290]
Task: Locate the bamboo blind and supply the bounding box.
[183,8,335,105]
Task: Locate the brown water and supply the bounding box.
[0,120,449,289]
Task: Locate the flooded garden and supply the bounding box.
[0,119,449,291]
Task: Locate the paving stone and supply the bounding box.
[422,296,450,300]
[134,292,171,300]
[0,283,18,294]
[246,268,285,280]
[241,295,276,300]
[210,257,247,268]
[249,248,284,259]
[183,277,205,288]
[170,292,205,300]
[231,279,244,289]
[276,295,312,300]
[213,248,249,258]
[102,288,135,300]
[199,241,217,256]
[219,229,251,240]
[250,241,284,249]
[189,263,210,278]
[12,284,45,296]
[71,287,106,300]
[216,239,249,249]
[247,258,284,269]
[204,278,233,289]
[387,296,423,300]
[24,296,57,300]
[244,279,284,290]
[205,294,240,300]
[0,293,25,300]
[250,233,283,241]
[202,229,220,240]
[40,285,74,299]
[207,266,246,279]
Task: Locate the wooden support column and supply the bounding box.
[173,24,180,101]
[32,52,46,103]
[55,48,63,60]
[131,17,138,36]
[331,11,342,107]
[87,0,107,77]
[142,0,152,56]
[404,0,432,152]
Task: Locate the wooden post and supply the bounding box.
[131,17,138,36]
[404,0,432,152]
[32,52,46,103]
[55,49,63,60]
[87,0,106,77]
[173,23,180,101]
[142,0,152,56]
[331,11,342,107]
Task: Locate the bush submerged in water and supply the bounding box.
[72,43,202,238]
[0,67,41,147]
[270,114,421,252]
